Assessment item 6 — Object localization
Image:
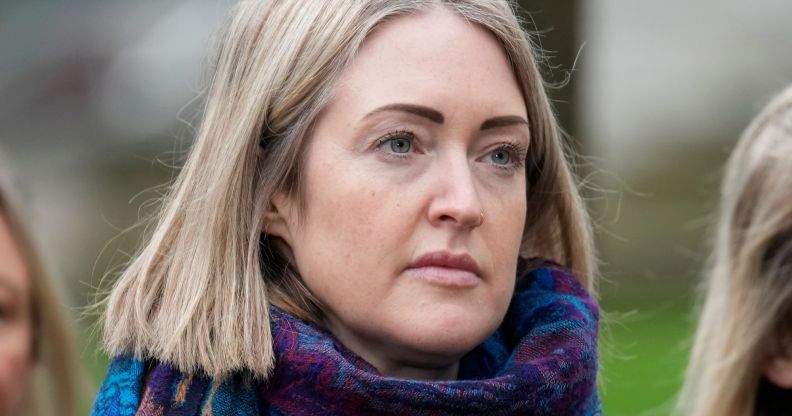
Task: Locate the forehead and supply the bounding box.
[0,212,30,298]
[332,6,526,118]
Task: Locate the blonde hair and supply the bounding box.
[678,86,792,416]
[0,160,81,416]
[102,0,596,379]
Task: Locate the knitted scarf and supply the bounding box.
[92,262,601,416]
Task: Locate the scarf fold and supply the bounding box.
[92,262,601,416]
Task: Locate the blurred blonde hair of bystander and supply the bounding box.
[678,86,792,415]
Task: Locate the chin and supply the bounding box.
[395,306,503,357]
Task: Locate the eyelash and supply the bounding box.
[374,129,527,171]
[488,142,528,172]
[374,130,418,159]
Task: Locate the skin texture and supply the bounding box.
[0,212,33,415]
[268,6,528,380]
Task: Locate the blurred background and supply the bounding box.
[1,0,791,414]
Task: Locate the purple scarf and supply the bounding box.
[92,262,601,415]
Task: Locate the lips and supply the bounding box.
[404,251,482,287]
[407,251,481,275]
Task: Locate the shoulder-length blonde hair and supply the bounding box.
[0,160,81,416]
[102,0,596,380]
[678,86,792,416]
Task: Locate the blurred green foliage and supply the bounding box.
[600,296,696,415]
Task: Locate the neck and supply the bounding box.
[368,356,459,381]
[324,318,461,381]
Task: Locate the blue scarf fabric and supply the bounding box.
[92,262,601,415]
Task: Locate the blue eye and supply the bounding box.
[376,131,416,155]
[388,136,412,153]
[482,143,527,173]
[490,148,512,165]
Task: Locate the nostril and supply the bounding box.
[438,214,454,222]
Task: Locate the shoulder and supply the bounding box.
[92,356,263,416]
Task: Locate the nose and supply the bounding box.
[427,156,484,229]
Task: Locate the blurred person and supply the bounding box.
[678,86,792,415]
[92,1,601,415]
[0,158,81,416]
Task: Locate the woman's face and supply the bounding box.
[0,212,33,413]
[270,7,528,379]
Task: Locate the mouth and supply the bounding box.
[404,251,482,287]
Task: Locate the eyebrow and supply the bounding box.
[365,103,444,124]
[364,103,529,131]
[479,115,529,130]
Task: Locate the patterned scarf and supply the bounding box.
[92,262,601,416]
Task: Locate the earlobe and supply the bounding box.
[764,335,792,389]
[765,357,792,389]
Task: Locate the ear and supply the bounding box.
[764,333,792,388]
[262,192,296,245]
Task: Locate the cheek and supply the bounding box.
[486,180,527,252]
[293,167,412,303]
[484,181,526,292]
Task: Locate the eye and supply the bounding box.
[376,130,417,155]
[490,148,512,165]
[0,303,12,322]
[481,142,527,172]
[388,136,412,154]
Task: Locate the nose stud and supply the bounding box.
[478,211,485,226]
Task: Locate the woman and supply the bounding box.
[678,86,792,415]
[93,1,600,414]
[0,160,81,416]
